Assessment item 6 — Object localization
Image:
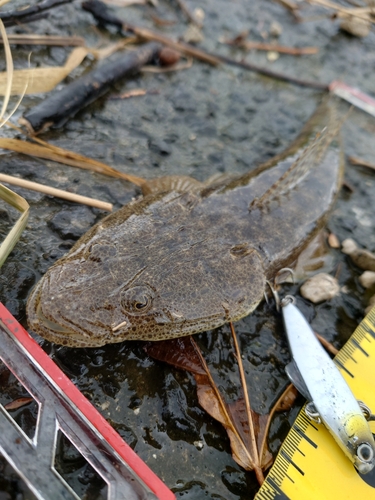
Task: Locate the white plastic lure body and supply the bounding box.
[281,296,375,474]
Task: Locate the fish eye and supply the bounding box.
[121,286,154,315]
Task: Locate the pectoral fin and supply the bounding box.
[286,360,312,401]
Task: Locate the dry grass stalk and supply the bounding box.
[0,34,85,46]
[90,37,138,60]
[0,173,113,211]
[0,19,12,120]
[0,46,89,96]
[0,136,147,187]
[0,183,29,268]
[307,0,375,23]
[349,156,375,171]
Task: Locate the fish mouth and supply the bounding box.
[27,283,106,348]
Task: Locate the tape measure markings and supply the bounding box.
[255,306,375,500]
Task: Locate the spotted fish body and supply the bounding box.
[27,103,344,347]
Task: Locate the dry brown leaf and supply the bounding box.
[0,47,89,96]
[144,335,296,483]
[4,397,34,411]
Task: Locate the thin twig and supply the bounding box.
[0,173,113,211]
[217,53,329,90]
[191,337,256,471]
[83,0,329,89]
[230,322,264,485]
[316,332,339,356]
[230,40,319,56]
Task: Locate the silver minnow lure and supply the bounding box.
[281,295,375,474]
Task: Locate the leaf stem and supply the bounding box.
[230,322,264,485]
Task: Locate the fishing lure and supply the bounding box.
[281,295,375,474]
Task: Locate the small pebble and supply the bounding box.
[267,51,279,62]
[193,440,204,449]
[194,7,205,25]
[359,271,375,289]
[341,238,357,255]
[328,232,340,249]
[300,273,340,303]
[341,238,375,271]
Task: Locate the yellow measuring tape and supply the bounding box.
[255,306,375,500]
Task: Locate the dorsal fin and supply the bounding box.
[250,107,341,210]
[141,175,203,196]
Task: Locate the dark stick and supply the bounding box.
[82,0,330,90]
[20,43,162,134]
[0,0,74,27]
[82,0,123,29]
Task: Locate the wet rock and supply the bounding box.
[300,273,340,303]
[359,271,375,289]
[342,238,375,271]
[148,138,172,156]
[47,205,96,240]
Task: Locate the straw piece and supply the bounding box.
[0,183,29,268]
[0,34,85,46]
[0,173,113,211]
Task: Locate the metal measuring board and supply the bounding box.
[256,305,375,500]
[0,302,175,500]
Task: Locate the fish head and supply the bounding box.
[343,412,375,474]
[27,198,266,347]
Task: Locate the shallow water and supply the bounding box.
[1,0,375,498]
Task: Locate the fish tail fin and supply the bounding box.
[250,104,342,210]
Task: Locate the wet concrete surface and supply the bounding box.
[1,0,375,498]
